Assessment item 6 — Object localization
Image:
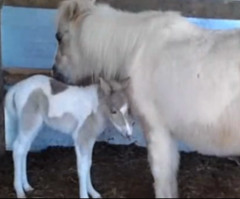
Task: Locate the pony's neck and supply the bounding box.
[77,5,147,81]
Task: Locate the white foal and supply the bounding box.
[4,75,133,198]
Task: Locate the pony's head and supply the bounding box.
[53,0,96,84]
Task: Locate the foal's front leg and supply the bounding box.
[86,141,101,198]
[75,137,101,198]
[75,144,89,198]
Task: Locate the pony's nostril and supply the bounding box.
[132,121,135,126]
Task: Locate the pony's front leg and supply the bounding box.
[147,126,179,198]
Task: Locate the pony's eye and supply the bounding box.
[56,32,62,43]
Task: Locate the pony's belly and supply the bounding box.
[171,116,240,157]
[153,80,240,157]
[129,39,240,156]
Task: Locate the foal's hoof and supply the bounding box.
[91,192,102,198]
[24,184,34,192]
[17,192,26,198]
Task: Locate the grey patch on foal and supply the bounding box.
[21,88,49,132]
[21,88,78,134]
[76,110,104,149]
[50,79,68,95]
[47,112,78,133]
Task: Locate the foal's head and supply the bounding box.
[98,78,134,138]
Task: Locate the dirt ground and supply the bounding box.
[1,143,240,198]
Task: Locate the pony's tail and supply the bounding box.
[4,87,18,150]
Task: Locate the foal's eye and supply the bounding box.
[111,109,117,114]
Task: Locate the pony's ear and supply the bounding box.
[59,0,81,21]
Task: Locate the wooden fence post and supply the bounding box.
[0,0,5,155]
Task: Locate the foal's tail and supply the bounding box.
[4,87,18,150]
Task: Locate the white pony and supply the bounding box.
[4,74,133,198]
[53,0,240,197]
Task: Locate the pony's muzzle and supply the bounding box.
[51,64,65,82]
[51,64,57,76]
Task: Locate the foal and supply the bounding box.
[4,75,133,198]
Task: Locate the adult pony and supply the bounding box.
[53,0,240,197]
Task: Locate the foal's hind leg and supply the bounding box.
[21,115,42,193]
[13,113,42,198]
[13,135,27,198]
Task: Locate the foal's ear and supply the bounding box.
[110,77,130,91]
[60,0,81,21]
[99,77,111,95]
[90,0,96,4]
[120,77,130,90]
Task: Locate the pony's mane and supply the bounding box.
[55,0,195,86]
